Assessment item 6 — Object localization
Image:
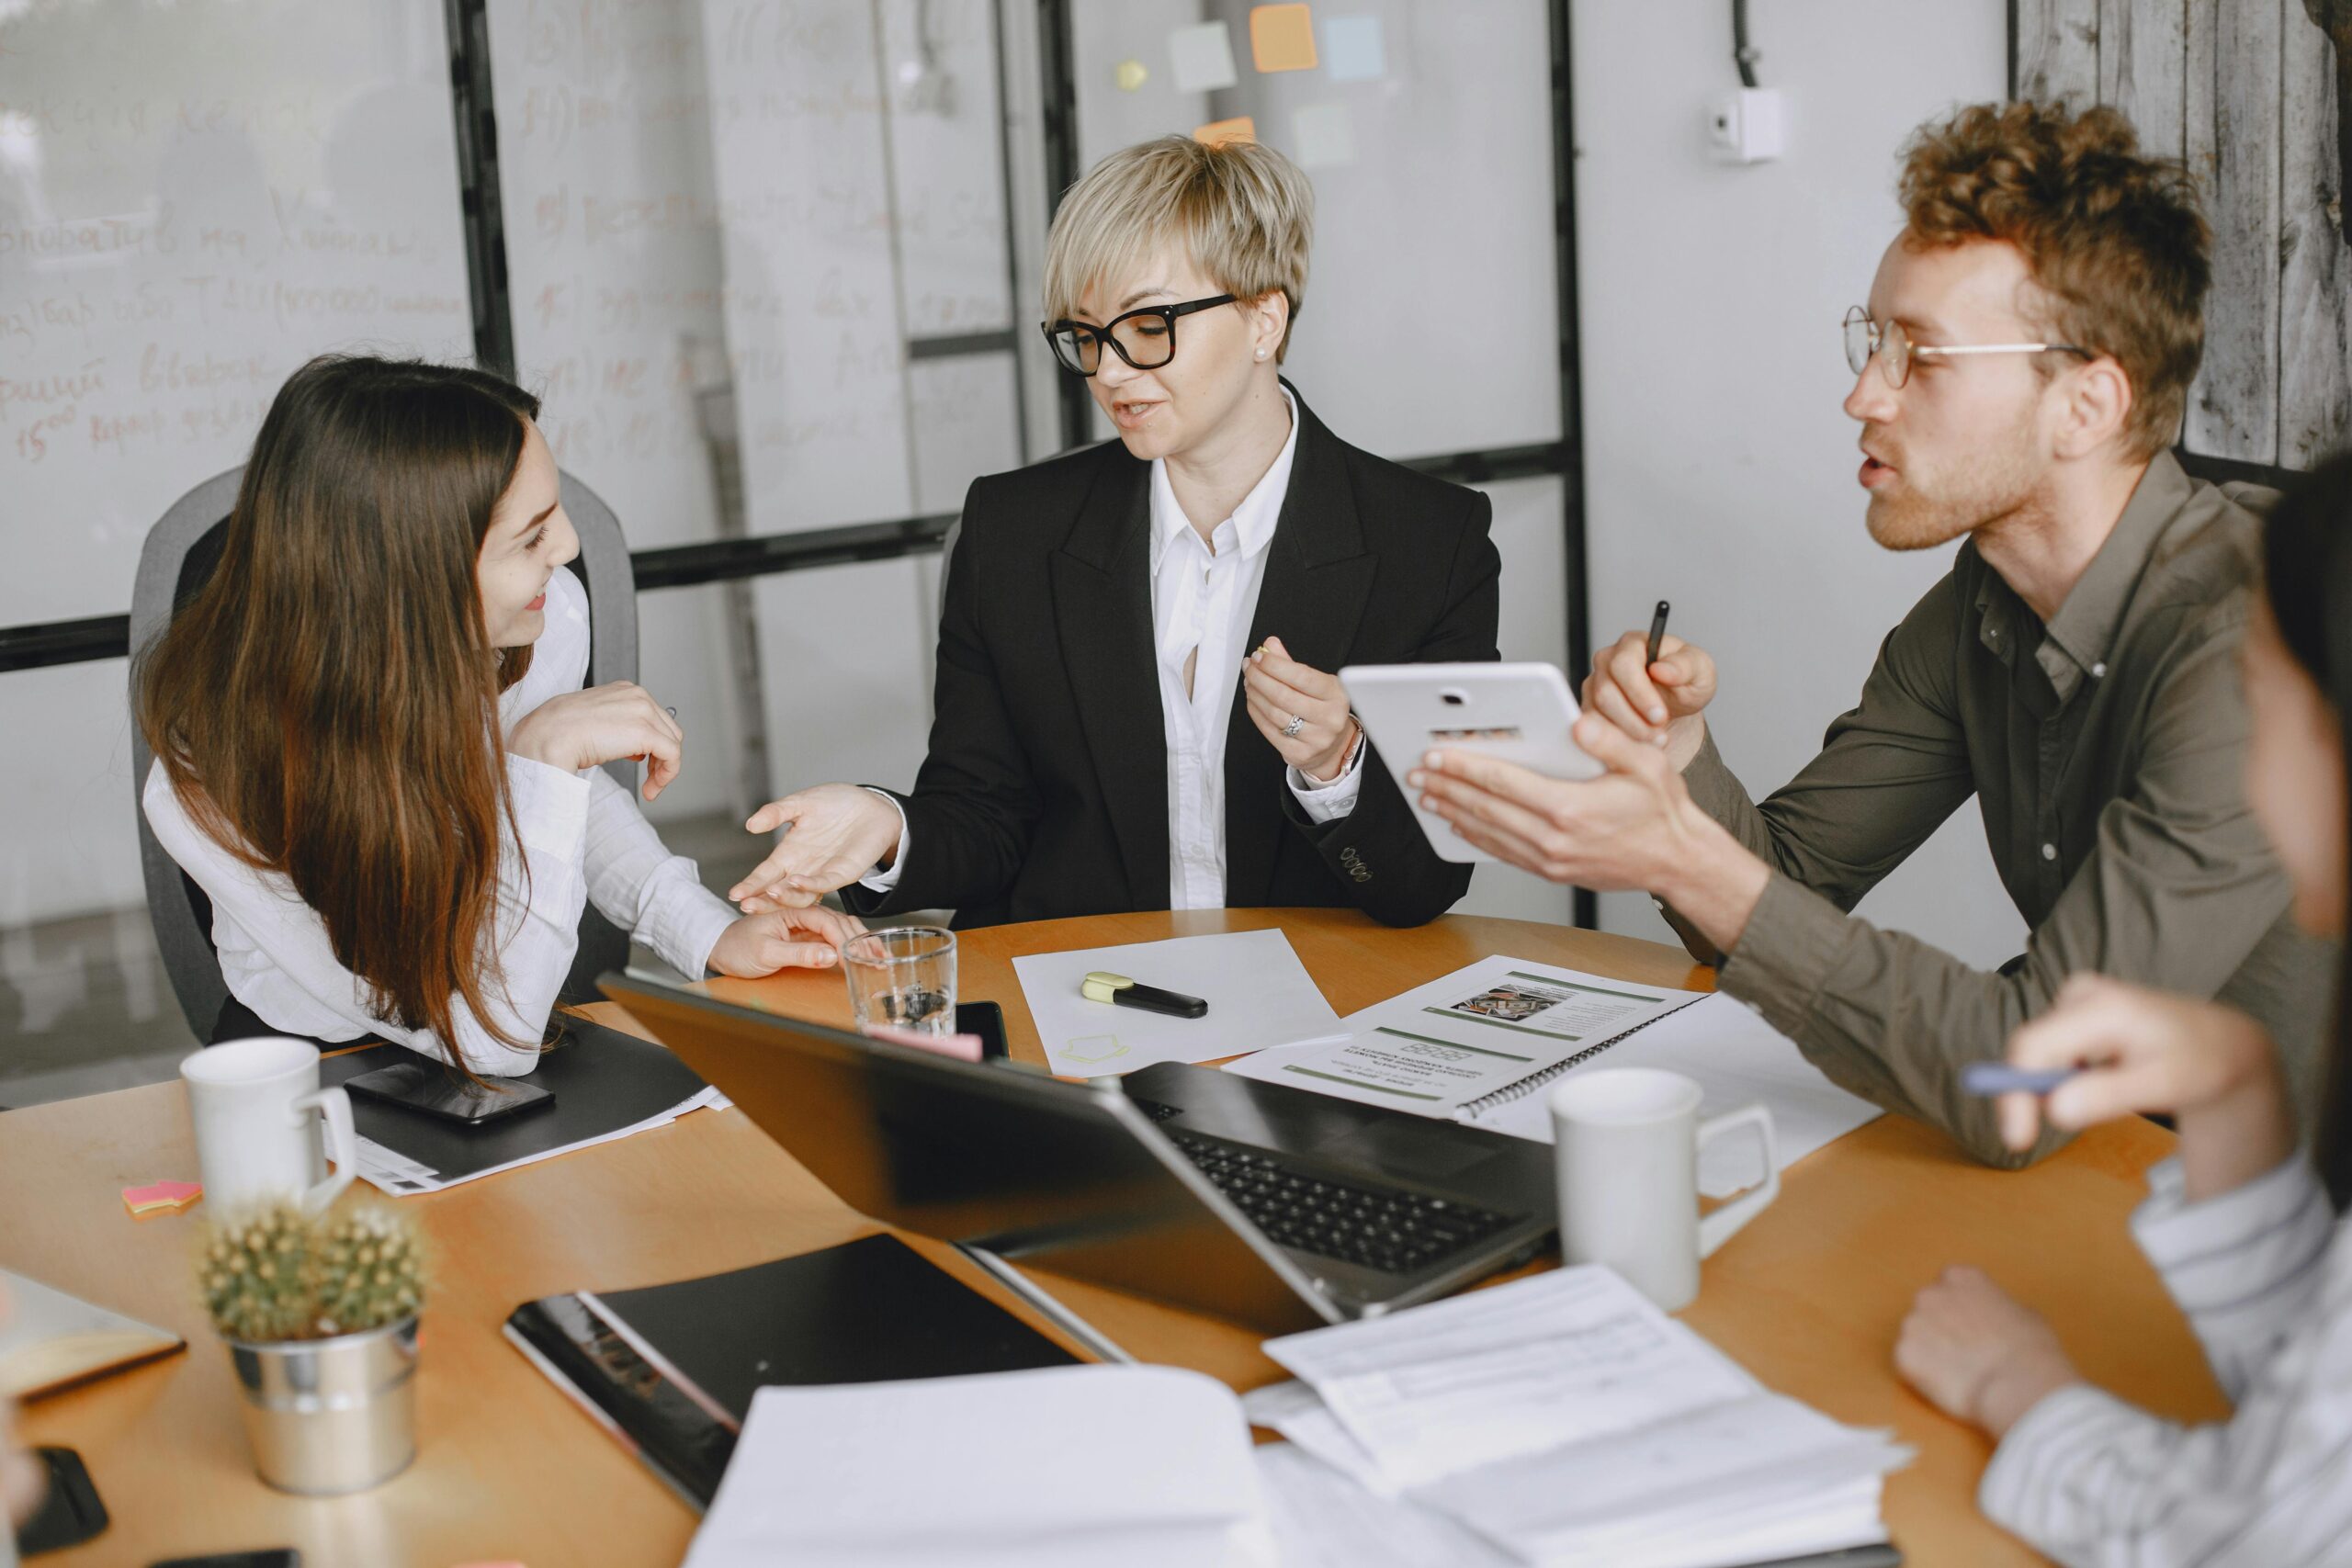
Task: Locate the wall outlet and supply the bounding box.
[1707,87,1785,164]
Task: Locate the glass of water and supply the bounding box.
[842,926,957,1036]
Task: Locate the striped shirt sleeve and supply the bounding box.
[1979,1154,2352,1565]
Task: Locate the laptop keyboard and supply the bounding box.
[1159,1127,1518,1276]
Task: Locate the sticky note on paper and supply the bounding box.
[1250,4,1318,73]
[1293,102,1356,169]
[1169,21,1238,92]
[122,1179,203,1217]
[1194,117,1258,148]
[1323,15,1386,82]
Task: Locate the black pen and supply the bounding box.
[1645,599,1671,668]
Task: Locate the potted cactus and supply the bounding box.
[197,1201,425,1495]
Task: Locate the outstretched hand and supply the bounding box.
[729,784,904,911]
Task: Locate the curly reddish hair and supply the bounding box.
[1898,101,2210,461]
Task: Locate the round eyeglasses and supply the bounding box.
[1842,306,2092,389]
[1041,294,1238,377]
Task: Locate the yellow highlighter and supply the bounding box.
[1080,971,1209,1019]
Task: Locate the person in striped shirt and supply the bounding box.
[1893,450,2352,1564]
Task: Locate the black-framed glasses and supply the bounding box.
[1040,294,1238,376]
[1842,306,2091,389]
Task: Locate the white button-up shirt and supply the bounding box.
[143,568,735,1076]
[865,388,1361,908]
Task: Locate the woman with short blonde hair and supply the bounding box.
[737,136,1499,930]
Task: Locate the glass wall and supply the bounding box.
[0,0,1577,1101]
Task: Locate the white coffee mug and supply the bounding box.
[180,1037,358,1215]
[1548,1066,1779,1311]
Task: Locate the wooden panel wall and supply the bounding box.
[2014,0,2347,469]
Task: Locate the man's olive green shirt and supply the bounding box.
[1680,453,2333,1168]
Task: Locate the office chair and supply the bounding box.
[129,465,642,1043]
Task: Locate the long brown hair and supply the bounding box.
[137,355,546,1068]
[2264,454,2352,1208]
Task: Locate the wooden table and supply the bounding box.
[3,908,2225,1566]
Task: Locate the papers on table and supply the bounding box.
[353,1085,728,1196]
[683,1365,1276,1568]
[1476,993,1883,1198]
[1226,955,1699,1119]
[1012,929,1344,1078]
[1226,955,1883,1199]
[1249,1269,1909,1568]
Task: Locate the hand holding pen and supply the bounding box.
[1974,975,2290,1176]
[1580,600,1718,761]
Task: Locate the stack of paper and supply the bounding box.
[683,1365,1276,1568]
[1246,1269,1908,1568]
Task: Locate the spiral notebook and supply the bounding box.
[1226,956,1704,1123]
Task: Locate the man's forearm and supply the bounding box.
[1648,802,1773,956]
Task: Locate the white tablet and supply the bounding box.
[1340,661,1600,864]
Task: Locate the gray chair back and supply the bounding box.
[130,466,642,1042]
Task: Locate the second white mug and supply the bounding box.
[180,1036,358,1216]
[1549,1066,1778,1311]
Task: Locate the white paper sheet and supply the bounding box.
[1242,1378,1395,1496]
[1012,930,1344,1077]
[1262,1268,1758,1490]
[1476,993,1883,1197]
[1423,1397,1905,1564]
[1227,955,1698,1119]
[683,1366,1274,1568]
[1254,1443,1516,1568]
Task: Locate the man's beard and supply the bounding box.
[1862,412,2042,553]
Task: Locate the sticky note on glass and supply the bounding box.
[1169,21,1238,92]
[122,1179,203,1217]
[1323,15,1386,82]
[1250,4,1317,73]
[1194,117,1258,148]
[1292,102,1356,170]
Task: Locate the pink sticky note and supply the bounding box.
[859,1022,985,1063]
[122,1179,203,1217]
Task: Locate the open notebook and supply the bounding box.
[0,1268,184,1400]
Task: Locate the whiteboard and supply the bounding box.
[0,0,473,922]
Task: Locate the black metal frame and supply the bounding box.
[444,0,515,381]
[0,0,1604,934]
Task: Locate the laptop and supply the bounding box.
[598,973,1556,1335]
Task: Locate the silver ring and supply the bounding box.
[1282,714,1306,739]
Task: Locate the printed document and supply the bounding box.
[1226,955,1697,1117]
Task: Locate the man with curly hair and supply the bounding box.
[1410,101,2333,1168]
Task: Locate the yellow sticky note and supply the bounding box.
[1193,116,1258,148]
[1250,4,1317,73]
[1114,58,1148,92]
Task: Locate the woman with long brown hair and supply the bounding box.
[1892,452,2352,1562]
[137,355,858,1076]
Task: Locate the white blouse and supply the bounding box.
[143,567,734,1076]
[1982,1147,2352,1565]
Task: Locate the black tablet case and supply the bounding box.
[321,1017,707,1185]
[503,1234,1080,1509]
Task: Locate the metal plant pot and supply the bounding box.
[226,1315,418,1495]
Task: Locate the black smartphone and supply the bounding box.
[343,1060,555,1126]
[148,1554,301,1568]
[16,1445,107,1556]
[955,999,1010,1061]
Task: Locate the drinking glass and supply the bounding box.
[842,926,957,1036]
